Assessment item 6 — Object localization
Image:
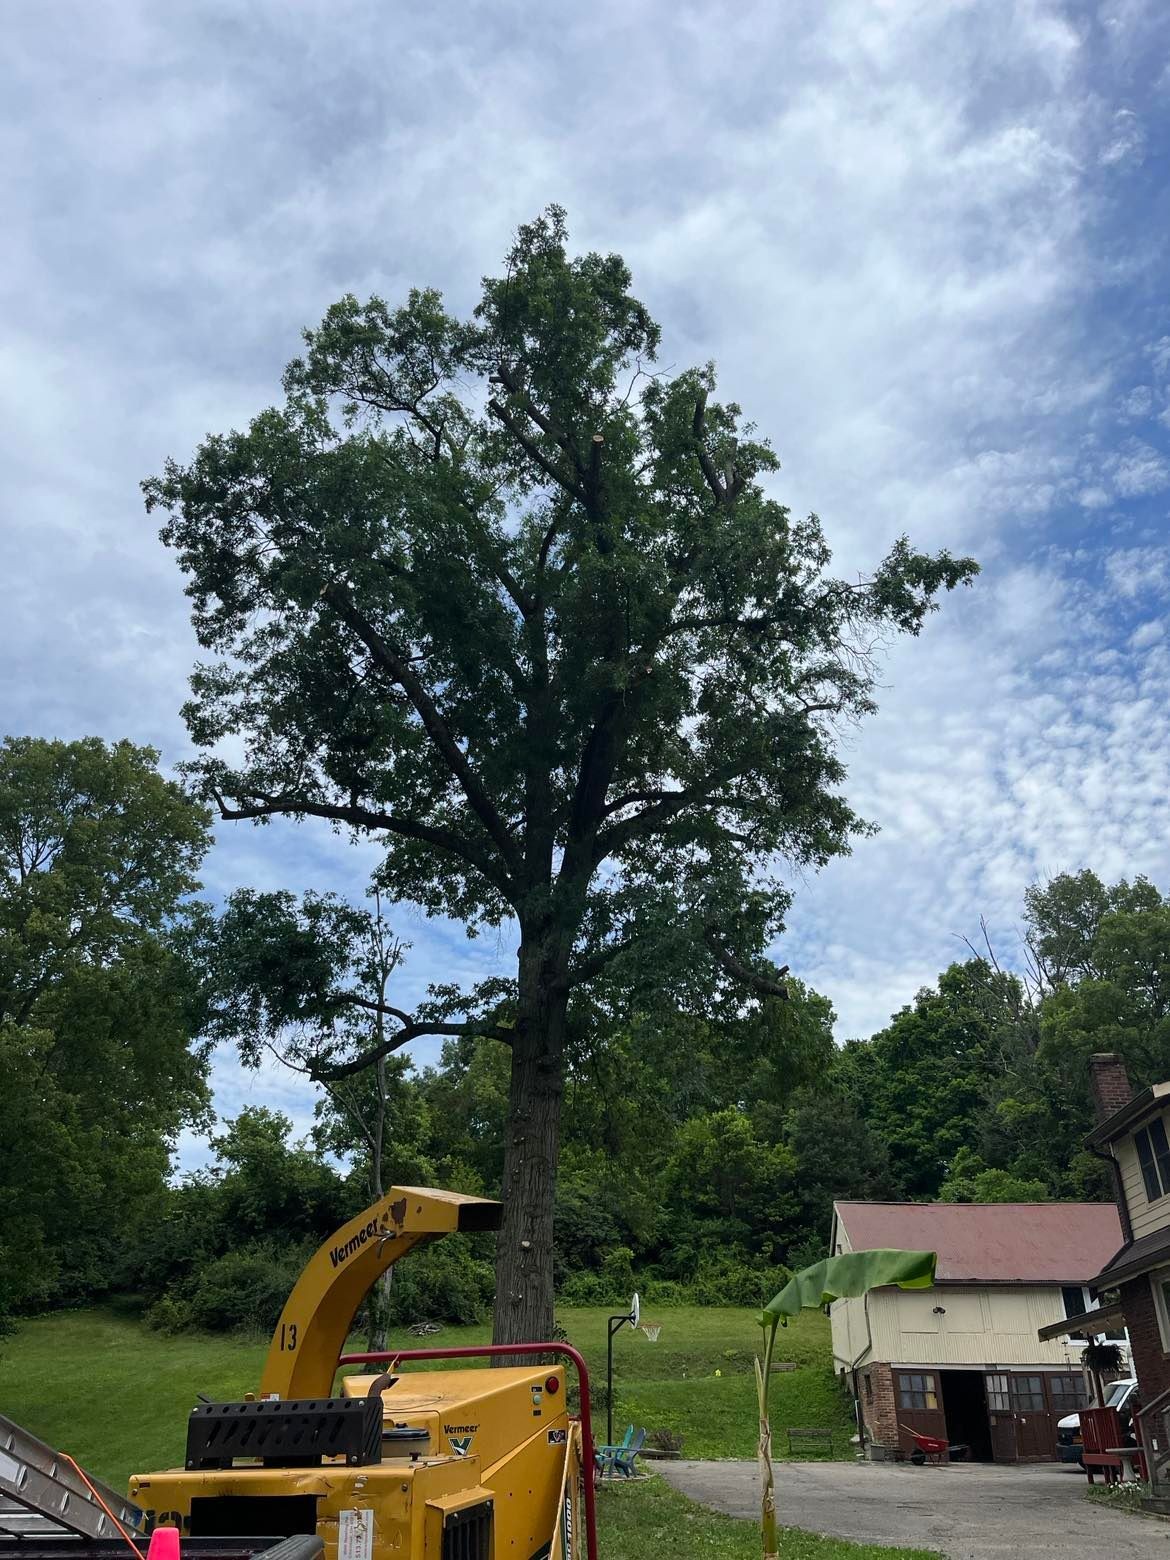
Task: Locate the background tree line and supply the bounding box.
[3,730,1165,1340]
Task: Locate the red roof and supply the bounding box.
[833,1201,1123,1284]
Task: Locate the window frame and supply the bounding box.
[1151,1267,1170,1353]
[986,1373,1010,1413]
[896,1371,938,1411]
[1047,1373,1087,1415]
[1135,1118,1170,1202]
[1010,1374,1047,1414]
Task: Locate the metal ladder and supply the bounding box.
[0,1413,145,1542]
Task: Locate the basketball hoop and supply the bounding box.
[641,1323,661,1343]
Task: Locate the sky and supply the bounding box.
[3,0,1169,1168]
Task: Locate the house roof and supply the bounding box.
[833,1201,1123,1284]
[1090,1226,1170,1290]
[1085,1081,1170,1148]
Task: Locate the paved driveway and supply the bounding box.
[656,1459,1170,1559]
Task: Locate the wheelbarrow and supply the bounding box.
[898,1425,968,1465]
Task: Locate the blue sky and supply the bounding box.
[3,1,1169,1168]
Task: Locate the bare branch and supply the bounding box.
[488,399,589,506]
[704,925,789,998]
[692,390,727,505]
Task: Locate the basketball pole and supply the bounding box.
[606,1292,640,1446]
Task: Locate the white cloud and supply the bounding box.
[1099,107,1145,166]
[783,550,1170,1037]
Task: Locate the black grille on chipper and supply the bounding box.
[185,1398,382,1469]
[441,1500,491,1560]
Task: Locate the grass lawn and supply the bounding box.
[598,1476,937,1560]
[0,1304,855,1485]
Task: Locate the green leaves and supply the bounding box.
[0,736,213,1322]
[760,1248,937,1337]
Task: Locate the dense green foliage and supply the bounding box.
[0,737,211,1327]
[5,847,1169,1340]
[127,865,1170,1337]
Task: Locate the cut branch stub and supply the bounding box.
[704,925,789,999]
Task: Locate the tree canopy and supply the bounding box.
[0,736,211,1322]
[147,206,977,1340]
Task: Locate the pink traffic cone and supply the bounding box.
[147,1526,181,1560]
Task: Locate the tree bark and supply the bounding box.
[492,939,568,1354]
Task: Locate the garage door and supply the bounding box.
[894,1370,947,1453]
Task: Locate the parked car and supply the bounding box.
[1056,1377,1138,1463]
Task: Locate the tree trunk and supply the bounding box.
[364,1054,390,1353]
[492,943,568,1354]
[367,1266,394,1354]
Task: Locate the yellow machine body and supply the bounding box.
[130,1187,587,1560]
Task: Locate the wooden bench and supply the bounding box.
[787,1427,834,1456]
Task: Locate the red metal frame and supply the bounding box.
[337,1344,598,1560]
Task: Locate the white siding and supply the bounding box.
[832,1284,1086,1370]
[1117,1121,1170,1239]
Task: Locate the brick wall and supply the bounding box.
[1121,1276,1170,1403]
[859,1363,899,1448]
[1090,1053,1133,1122]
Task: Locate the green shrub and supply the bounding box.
[187,1244,307,1332]
[384,1234,493,1326]
[641,1280,688,1307]
[144,1295,191,1335]
[686,1253,785,1309]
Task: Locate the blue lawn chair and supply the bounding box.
[610,1427,646,1478]
[594,1424,634,1477]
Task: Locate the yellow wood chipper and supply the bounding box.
[127,1187,597,1560]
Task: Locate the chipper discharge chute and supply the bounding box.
[129,1188,596,1560]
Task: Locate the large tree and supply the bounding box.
[147,208,977,1343]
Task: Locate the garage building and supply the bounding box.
[830,1199,1125,1461]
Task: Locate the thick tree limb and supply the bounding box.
[704,926,789,998]
[560,936,639,991]
[494,364,584,472]
[691,390,746,507]
[692,389,727,505]
[310,1017,512,1080]
[318,581,523,878]
[488,399,589,506]
[212,788,515,900]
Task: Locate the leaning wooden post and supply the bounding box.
[757,1323,779,1560]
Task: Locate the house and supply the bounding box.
[830,1198,1124,1461]
[1042,1054,1170,1499]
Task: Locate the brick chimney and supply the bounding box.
[1090,1053,1132,1124]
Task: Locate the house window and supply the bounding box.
[1135,1118,1170,1201]
[1011,1375,1046,1413]
[1151,1268,1170,1352]
[864,1374,873,1403]
[1059,1283,1125,1344]
[1062,1285,1089,1320]
[1062,1285,1089,1339]
[896,1372,937,1410]
[986,1374,1010,1412]
[1048,1375,1087,1415]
